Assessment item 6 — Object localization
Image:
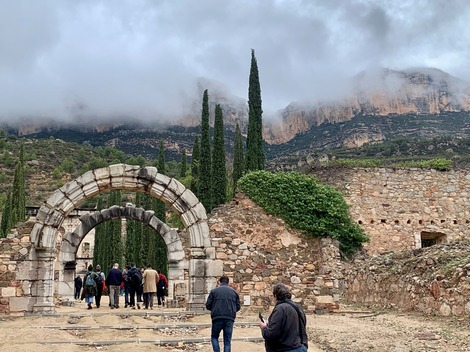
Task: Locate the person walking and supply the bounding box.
[106,263,123,309]
[143,264,158,309]
[74,275,83,300]
[127,262,143,309]
[80,265,98,310]
[259,283,308,352]
[205,275,241,352]
[94,265,105,308]
[122,264,131,308]
[156,269,168,307]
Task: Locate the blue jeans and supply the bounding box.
[211,318,234,352]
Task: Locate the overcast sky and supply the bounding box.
[1,0,470,123]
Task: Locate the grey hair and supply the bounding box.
[272,283,292,300]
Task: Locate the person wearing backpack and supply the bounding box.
[94,264,105,308]
[127,262,143,309]
[80,265,98,309]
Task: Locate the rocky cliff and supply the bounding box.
[266,68,470,144]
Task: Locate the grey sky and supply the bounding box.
[1,0,470,123]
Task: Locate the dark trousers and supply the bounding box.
[95,285,103,308]
[75,287,81,300]
[211,318,234,352]
[124,285,131,305]
[129,284,142,306]
[157,286,165,306]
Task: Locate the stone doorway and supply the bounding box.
[26,164,215,314]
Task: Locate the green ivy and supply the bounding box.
[238,171,369,256]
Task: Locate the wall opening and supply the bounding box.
[420,231,447,248]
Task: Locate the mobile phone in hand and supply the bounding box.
[259,312,265,323]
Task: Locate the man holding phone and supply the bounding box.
[205,276,241,352]
[259,283,308,352]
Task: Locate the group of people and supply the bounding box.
[74,262,168,310]
[206,276,308,352]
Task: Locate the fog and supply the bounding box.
[1,0,470,123]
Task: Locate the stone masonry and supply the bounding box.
[311,167,470,254]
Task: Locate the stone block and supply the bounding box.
[9,297,34,312]
[205,260,223,277]
[82,180,100,198]
[172,196,191,214]
[189,277,206,294]
[1,287,16,297]
[181,209,197,227]
[316,295,334,304]
[190,259,206,277]
[60,180,86,206]
[137,166,158,182]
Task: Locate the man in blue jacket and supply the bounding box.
[205,275,241,352]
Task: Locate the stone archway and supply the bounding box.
[28,164,215,313]
[58,205,186,302]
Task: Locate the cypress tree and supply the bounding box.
[245,49,265,171]
[107,190,123,269]
[155,141,166,222]
[0,191,12,238]
[180,148,187,178]
[93,196,105,268]
[199,89,212,210]
[211,104,227,207]
[190,136,200,195]
[232,122,244,196]
[9,144,26,228]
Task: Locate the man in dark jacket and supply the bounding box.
[259,283,308,352]
[106,263,123,309]
[74,275,82,300]
[205,275,241,352]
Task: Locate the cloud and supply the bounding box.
[1,0,470,123]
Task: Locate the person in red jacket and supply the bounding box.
[156,269,168,307]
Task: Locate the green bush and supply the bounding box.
[238,171,369,256]
[393,158,452,171]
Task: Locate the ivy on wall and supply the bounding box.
[238,171,369,256]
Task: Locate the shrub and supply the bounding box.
[238,171,369,256]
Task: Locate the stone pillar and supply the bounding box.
[188,247,206,311]
[32,248,57,314]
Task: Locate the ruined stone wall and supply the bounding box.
[205,194,345,313]
[311,167,470,254]
[344,242,470,317]
[0,221,34,315]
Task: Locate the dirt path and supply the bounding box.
[0,298,468,352]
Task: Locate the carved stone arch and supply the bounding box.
[58,205,186,301]
[29,164,215,313]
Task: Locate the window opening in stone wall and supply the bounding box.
[394,220,399,224]
[381,219,386,223]
[407,220,411,224]
[420,231,447,248]
[419,220,423,224]
[358,220,363,225]
[430,220,435,224]
[440,220,445,223]
[453,220,458,224]
[370,220,374,224]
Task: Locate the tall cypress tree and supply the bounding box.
[190,136,200,195]
[156,141,166,222]
[199,89,212,210]
[93,196,105,268]
[211,104,227,207]
[232,122,244,196]
[180,148,187,178]
[9,144,26,228]
[107,190,123,269]
[0,191,12,238]
[245,49,265,171]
